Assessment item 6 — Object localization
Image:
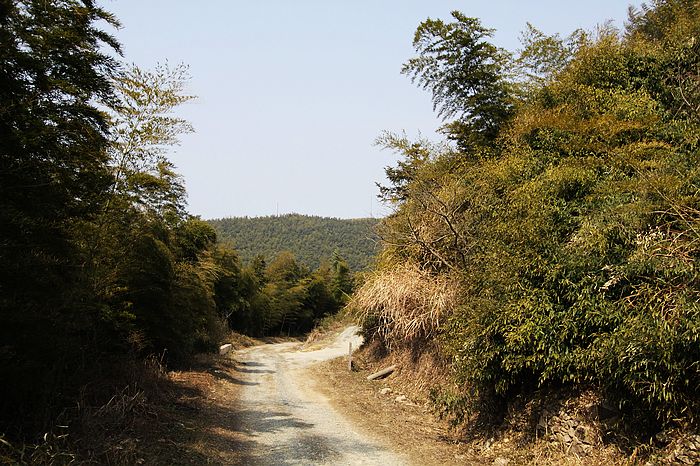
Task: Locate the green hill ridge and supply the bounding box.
[208,214,380,271]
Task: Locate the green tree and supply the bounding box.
[226,250,350,337]
[375,132,434,204]
[0,0,121,435]
[303,263,338,320]
[249,254,268,286]
[208,214,380,271]
[212,244,245,318]
[79,62,207,360]
[108,62,194,221]
[263,251,307,334]
[514,23,587,93]
[330,252,353,305]
[402,11,514,148]
[265,250,305,284]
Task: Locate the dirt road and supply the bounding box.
[231,326,408,465]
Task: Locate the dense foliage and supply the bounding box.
[221,250,353,337]
[1,0,125,436]
[358,0,700,429]
[209,214,380,271]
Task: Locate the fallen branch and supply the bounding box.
[367,365,397,381]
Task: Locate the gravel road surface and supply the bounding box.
[232,326,408,465]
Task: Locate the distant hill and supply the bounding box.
[208,214,381,271]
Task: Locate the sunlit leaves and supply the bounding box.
[108,62,195,219]
[402,11,514,146]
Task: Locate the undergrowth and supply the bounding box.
[0,355,185,465]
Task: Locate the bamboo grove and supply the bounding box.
[355,0,700,429]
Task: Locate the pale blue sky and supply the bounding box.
[103,1,641,219]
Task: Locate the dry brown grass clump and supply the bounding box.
[352,263,459,348]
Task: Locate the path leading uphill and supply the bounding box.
[230,326,407,465]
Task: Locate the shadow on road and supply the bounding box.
[233,365,276,374]
[207,368,260,386]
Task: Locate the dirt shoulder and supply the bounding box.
[166,356,248,465]
[307,357,485,466]
[308,343,700,466]
[76,355,250,465]
[305,350,642,466]
[56,331,282,465]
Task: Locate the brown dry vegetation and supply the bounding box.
[0,330,272,465]
[352,263,459,348]
[2,357,213,464]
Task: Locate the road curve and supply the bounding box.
[231,326,408,465]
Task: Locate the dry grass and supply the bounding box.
[351,263,459,348]
[0,353,231,465]
[0,356,175,465]
[226,330,259,348]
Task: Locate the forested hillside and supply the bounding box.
[209,214,380,271]
[355,0,700,436]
